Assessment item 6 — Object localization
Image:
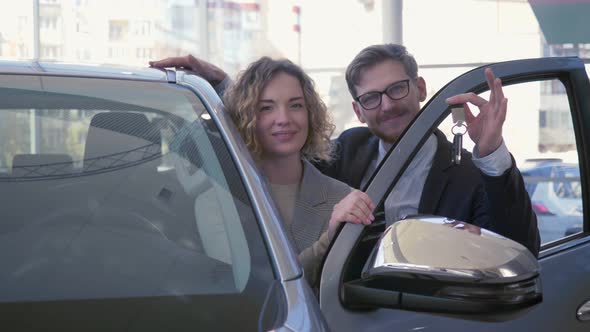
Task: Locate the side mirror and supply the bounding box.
[342,216,541,318]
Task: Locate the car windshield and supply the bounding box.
[0,74,274,320]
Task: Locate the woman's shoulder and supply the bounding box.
[303,160,351,195]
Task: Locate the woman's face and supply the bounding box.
[255,72,309,161]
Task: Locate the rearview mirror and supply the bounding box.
[342,216,542,317]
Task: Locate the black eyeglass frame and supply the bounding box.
[354,78,413,110]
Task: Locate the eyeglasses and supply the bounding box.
[355,79,411,110]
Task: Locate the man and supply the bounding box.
[149,44,539,256]
[320,44,538,255]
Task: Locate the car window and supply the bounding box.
[438,79,583,246]
[0,75,277,331]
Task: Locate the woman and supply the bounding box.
[152,56,375,288]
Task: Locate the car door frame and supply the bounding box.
[320,56,590,331]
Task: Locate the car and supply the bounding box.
[566,224,583,236]
[0,56,589,331]
[521,160,583,242]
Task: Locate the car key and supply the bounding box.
[452,132,463,165]
[450,106,467,165]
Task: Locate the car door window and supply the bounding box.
[437,79,583,246]
[0,76,278,331]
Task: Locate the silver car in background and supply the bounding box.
[521,159,583,242]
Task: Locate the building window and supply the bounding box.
[41,46,60,58]
[539,110,547,128]
[134,21,151,36]
[18,16,28,33]
[76,49,90,60]
[108,47,126,58]
[135,48,152,59]
[40,17,58,30]
[171,5,194,31]
[109,20,129,41]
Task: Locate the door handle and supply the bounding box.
[578,299,590,321]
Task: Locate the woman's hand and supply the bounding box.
[328,190,375,240]
[149,54,228,87]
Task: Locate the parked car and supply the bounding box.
[566,223,583,236]
[1,57,589,331]
[521,160,583,242]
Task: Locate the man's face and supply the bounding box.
[352,59,427,144]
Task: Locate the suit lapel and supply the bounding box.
[349,135,379,189]
[290,161,328,252]
[419,130,452,214]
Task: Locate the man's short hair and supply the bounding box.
[345,43,418,98]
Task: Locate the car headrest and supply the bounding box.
[84,112,161,171]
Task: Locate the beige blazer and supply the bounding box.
[289,160,351,288]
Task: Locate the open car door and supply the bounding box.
[320,57,590,331]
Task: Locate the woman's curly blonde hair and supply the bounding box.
[224,57,335,162]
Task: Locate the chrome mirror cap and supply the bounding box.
[363,216,539,284]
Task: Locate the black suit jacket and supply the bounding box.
[316,127,540,256]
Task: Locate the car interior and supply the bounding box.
[0,98,245,302]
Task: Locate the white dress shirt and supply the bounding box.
[360,134,512,223]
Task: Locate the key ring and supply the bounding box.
[451,123,467,136]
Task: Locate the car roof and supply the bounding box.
[521,161,579,174]
[0,60,170,82]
